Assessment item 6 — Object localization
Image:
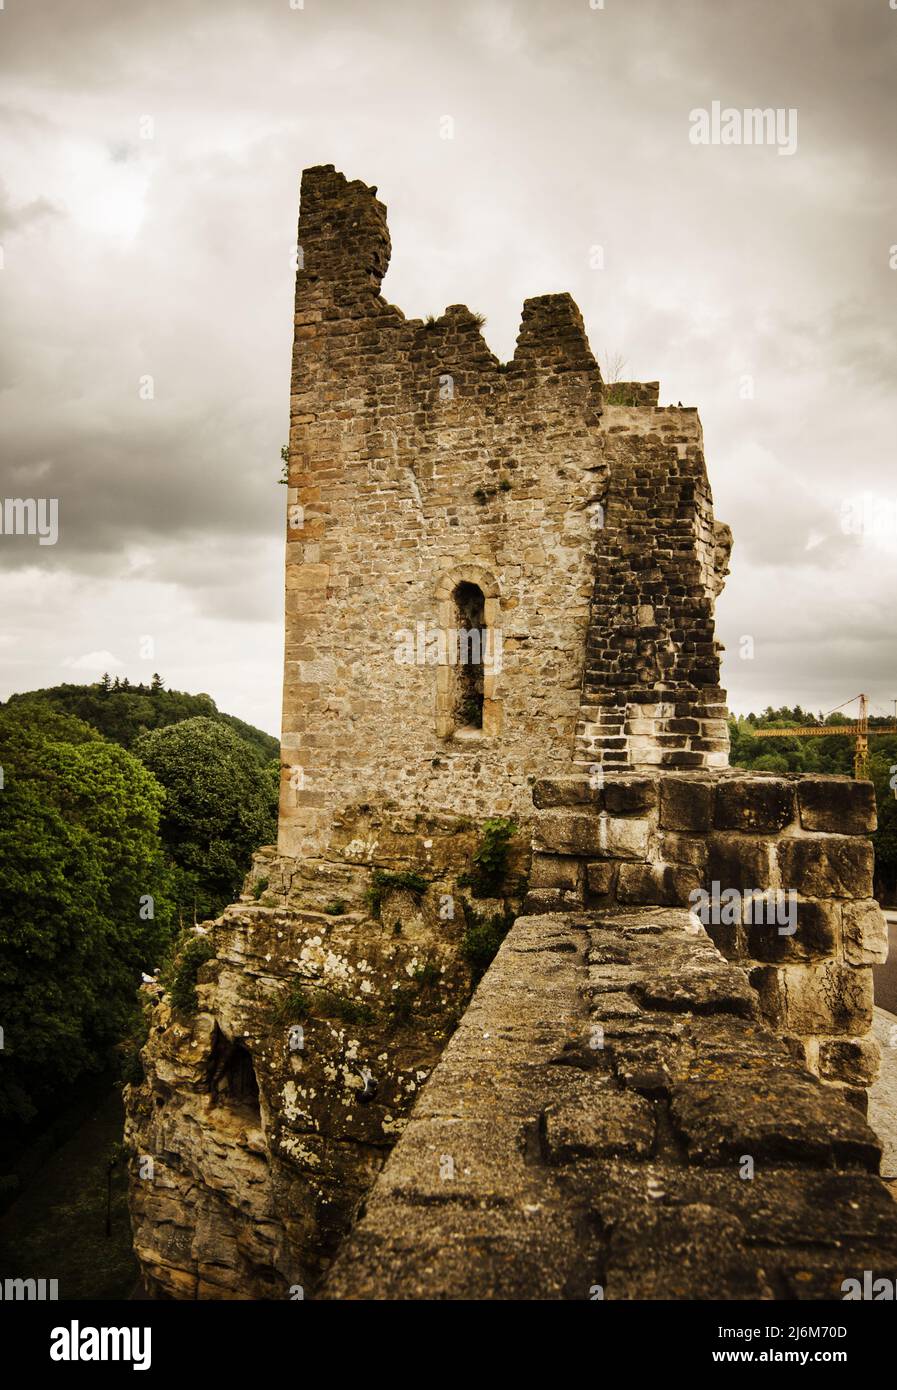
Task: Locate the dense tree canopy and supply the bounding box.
[134,717,278,924]
[5,681,278,764]
[0,704,173,1121]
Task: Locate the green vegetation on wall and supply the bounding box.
[460,817,518,897]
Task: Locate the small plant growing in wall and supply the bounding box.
[366,869,429,919]
[459,818,517,897]
[387,985,417,1027]
[275,981,376,1027]
[456,696,482,726]
[252,877,269,900]
[460,903,515,984]
[164,934,217,1016]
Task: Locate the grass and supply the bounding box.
[366,869,429,919]
[275,983,311,1023]
[461,905,515,984]
[165,934,217,1015]
[275,981,375,1027]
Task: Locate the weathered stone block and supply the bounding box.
[585,861,617,897]
[744,897,838,963]
[714,777,794,833]
[532,811,601,855]
[660,832,707,869]
[616,861,702,908]
[602,777,659,816]
[707,833,773,892]
[532,777,597,809]
[590,991,642,1019]
[529,854,583,893]
[659,778,714,831]
[818,1037,880,1087]
[535,812,651,860]
[633,968,756,1017]
[776,836,874,900]
[797,778,877,834]
[670,1073,880,1169]
[750,961,874,1036]
[523,887,582,913]
[541,1090,655,1163]
[841,899,888,965]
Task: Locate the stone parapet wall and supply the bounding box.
[603,381,660,407]
[527,770,887,1099]
[322,908,897,1300]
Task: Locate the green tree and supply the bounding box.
[134,718,278,924]
[0,704,173,1122]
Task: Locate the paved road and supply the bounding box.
[870,1006,897,1186]
[875,912,897,1016]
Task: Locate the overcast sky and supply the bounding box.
[1,0,895,736]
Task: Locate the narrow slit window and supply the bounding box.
[453,581,485,730]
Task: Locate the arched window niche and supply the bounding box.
[434,565,503,741]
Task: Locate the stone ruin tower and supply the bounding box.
[126,167,896,1302]
[279,164,732,860]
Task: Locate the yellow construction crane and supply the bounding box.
[751,693,897,780]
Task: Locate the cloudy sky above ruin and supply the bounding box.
[1,0,895,735]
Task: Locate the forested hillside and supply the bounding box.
[0,682,279,1144]
[4,678,278,764]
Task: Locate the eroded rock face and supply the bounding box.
[125,813,528,1299]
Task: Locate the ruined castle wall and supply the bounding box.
[280,167,608,859]
[279,167,732,860]
[126,810,528,1299]
[576,405,729,772]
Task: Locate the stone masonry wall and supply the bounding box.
[279,166,732,860]
[528,769,887,1100]
[575,405,730,772]
[322,907,897,1300]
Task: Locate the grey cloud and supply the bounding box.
[0,0,894,726]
